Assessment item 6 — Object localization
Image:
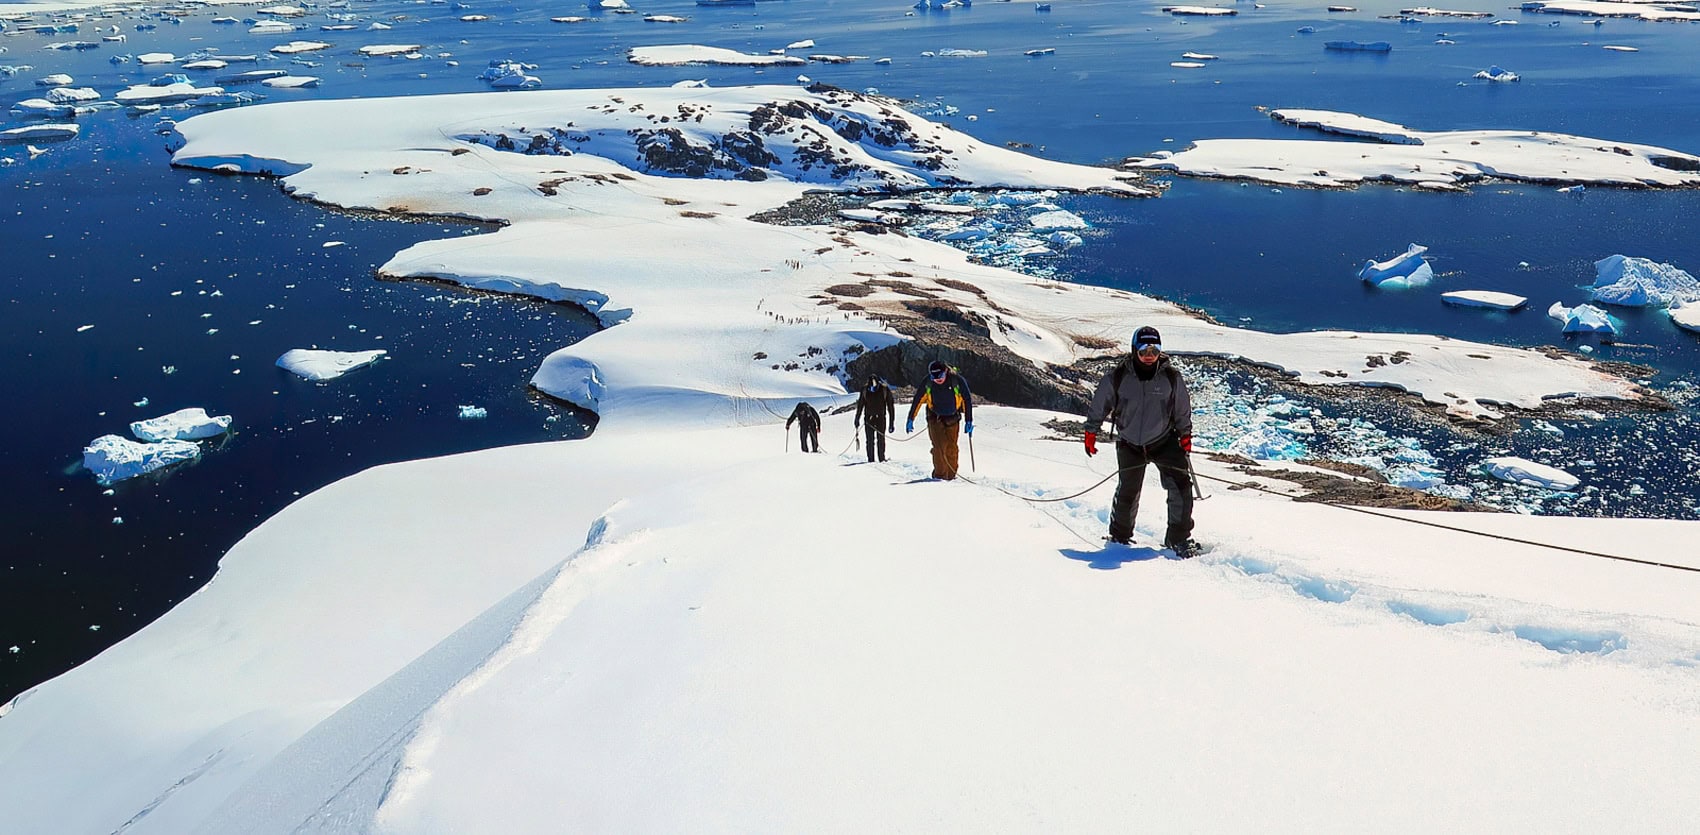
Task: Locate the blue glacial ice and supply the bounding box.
[1547,302,1617,335]
[1358,243,1434,288]
[1590,254,1700,308]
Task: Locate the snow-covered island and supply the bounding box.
[3,82,1697,832]
[1129,108,1700,190]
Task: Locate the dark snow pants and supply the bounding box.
[1109,434,1194,545]
[797,424,819,453]
[864,423,887,462]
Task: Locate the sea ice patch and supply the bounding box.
[1481,456,1580,490]
[130,407,234,442]
[82,434,201,484]
[276,348,388,381]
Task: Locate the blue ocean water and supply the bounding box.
[4,0,1698,698]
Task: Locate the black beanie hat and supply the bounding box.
[928,360,948,375]
[1133,326,1162,349]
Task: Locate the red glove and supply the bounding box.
[1179,434,1193,453]
[1083,431,1098,457]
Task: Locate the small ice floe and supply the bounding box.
[1358,243,1434,288]
[276,348,387,380]
[35,73,74,87]
[1325,41,1391,52]
[0,124,79,141]
[1047,230,1084,247]
[1602,45,1638,52]
[1481,456,1579,491]
[838,208,896,223]
[644,15,688,22]
[786,39,815,49]
[874,57,892,64]
[271,42,333,55]
[1669,303,1700,334]
[1590,254,1700,308]
[1036,2,1052,10]
[458,405,489,420]
[249,21,294,35]
[369,22,393,30]
[136,53,177,65]
[1182,52,1218,60]
[131,407,233,442]
[82,435,201,484]
[1442,290,1528,311]
[262,76,322,88]
[796,74,811,84]
[1473,65,1519,82]
[323,240,346,247]
[183,59,228,70]
[1297,25,1317,33]
[134,397,150,408]
[670,79,709,88]
[116,82,224,105]
[1328,4,1357,10]
[478,59,541,88]
[11,98,74,118]
[1024,48,1055,57]
[1164,6,1238,15]
[1557,184,1585,194]
[45,87,99,104]
[937,48,988,57]
[358,44,423,57]
[460,14,490,22]
[1028,209,1089,231]
[551,16,590,22]
[217,69,288,84]
[1491,19,1517,25]
[1547,302,1617,335]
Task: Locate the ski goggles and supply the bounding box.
[1136,343,1162,355]
[930,370,948,381]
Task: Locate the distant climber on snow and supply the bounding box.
[854,374,896,463]
[786,401,822,453]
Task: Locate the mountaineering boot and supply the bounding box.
[1165,538,1202,559]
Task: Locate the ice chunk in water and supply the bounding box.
[82,434,201,484]
[1481,456,1579,491]
[130,407,233,442]
[276,348,387,380]
[1590,254,1700,308]
[458,405,489,420]
[1546,302,1617,335]
[1358,243,1433,288]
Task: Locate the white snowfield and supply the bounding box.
[6,412,1700,832]
[1524,0,1700,21]
[167,86,1641,424]
[1130,108,1700,190]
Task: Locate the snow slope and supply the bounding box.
[4,409,1699,832]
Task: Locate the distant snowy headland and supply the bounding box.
[169,85,1647,426]
[1130,108,1700,191]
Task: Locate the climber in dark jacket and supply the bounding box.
[905,361,973,480]
[786,401,822,453]
[853,375,896,463]
[1083,326,1199,557]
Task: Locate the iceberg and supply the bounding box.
[1590,254,1700,308]
[276,348,388,380]
[1481,456,1580,491]
[1441,290,1527,311]
[0,124,79,141]
[458,405,489,420]
[1358,243,1434,288]
[1473,66,1519,82]
[130,407,234,442]
[1546,302,1617,335]
[82,435,201,484]
[44,87,100,104]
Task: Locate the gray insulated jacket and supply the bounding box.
[1085,356,1193,447]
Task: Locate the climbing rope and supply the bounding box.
[956,455,1699,574]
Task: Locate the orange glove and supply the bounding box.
[1179,434,1193,453]
[1084,431,1098,457]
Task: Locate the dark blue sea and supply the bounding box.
[4,0,1698,699]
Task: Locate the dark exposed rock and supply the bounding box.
[1241,468,1497,512]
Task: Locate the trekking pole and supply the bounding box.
[1185,453,1209,501]
[968,432,977,473]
